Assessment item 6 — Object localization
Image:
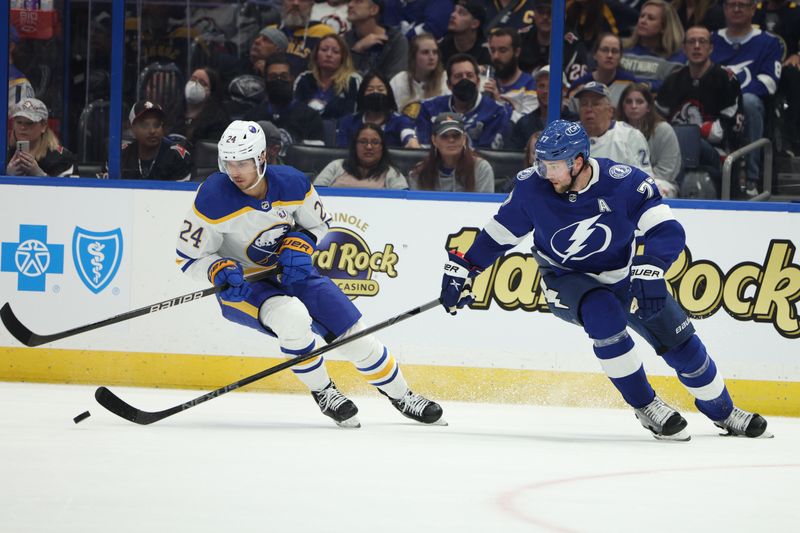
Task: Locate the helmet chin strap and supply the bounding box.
[241,154,268,191]
[566,155,587,192]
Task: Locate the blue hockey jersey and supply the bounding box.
[416,94,511,149]
[465,158,684,284]
[710,28,784,97]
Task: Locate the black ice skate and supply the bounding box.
[381,389,445,425]
[312,381,360,428]
[634,395,690,441]
[714,407,772,438]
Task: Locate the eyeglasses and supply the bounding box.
[685,38,710,46]
[597,47,621,56]
[724,1,753,9]
[357,139,382,146]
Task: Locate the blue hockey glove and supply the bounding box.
[629,255,668,320]
[278,232,315,287]
[208,259,252,302]
[440,250,478,315]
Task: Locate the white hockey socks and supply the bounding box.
[339,321,409,399]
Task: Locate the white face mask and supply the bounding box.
[185,80,208,104]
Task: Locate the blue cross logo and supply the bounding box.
[1,225,64,292]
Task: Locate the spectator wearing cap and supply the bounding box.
[8,25,35,110]
[345,0,408,81]
[337,71,420,148]
[256,120,287,165]
[439,0,491,67]
[574,81,655,177]
[390,33,450,118]
[274,0,336,77]
[484,0,537,32]
[173,67,231,147]
[381,0,455,40]
[510,65,578,149]
[409,112,495,192]
[518,1,590,86]
[115,101,192,181]
[251,54,325,146]
[484,27,538,122]
[315,123,409,189]
[568,33,638,110]
[312,0,351,34]
[416,54,510,149]
[6,98,78,178]
[250,27,290,76]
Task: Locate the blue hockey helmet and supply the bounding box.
[534,120,590,166]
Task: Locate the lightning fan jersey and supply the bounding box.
[465,158,682,284]
[710,28,784,97]
[416,94,511,149]
[176,166,331,283]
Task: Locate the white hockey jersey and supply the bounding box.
[589,120,654,177]
[175,166,331,283]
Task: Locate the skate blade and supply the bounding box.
[719,429,774,439]
[334,416,361,429]
[424,417,448,426]
[652,428,691,442]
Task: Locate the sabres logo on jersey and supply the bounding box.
[550,214,612,263]
[247,223,291,265]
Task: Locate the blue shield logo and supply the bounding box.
[72,227,123,294]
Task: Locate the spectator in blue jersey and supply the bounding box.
[345,0,408,81]
[381,0,455,39]
[336,71,420,148]
[409,113,495,192]
[568,33,639,109]
[440,119,770,441]
[712,0,783,196]
[415,54,511,149]
[316,123,409,188]
[484,0,537,32]
[439,0,491,68]
[390,33,450,118]
[510,65,579,149]
[484,27,538,122]
[276,0,336,76]
[5,99,77,178]
[252,54,325,146]
[294,34,362,120]
[620,0,685,92]
[8,25,35,111]
[114,101,192,181]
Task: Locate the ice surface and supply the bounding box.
[1,382,798,533]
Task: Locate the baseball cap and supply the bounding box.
[257,120,283,145]
[533,64,569,86]
[12,98,48,122]
[432,112,465,136]
[258,27,289,52]
[573,81,611,100]
[457,0,487,26]
[129,100,166,125]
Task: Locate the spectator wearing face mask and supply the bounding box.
[415,54,510,149]
[172,67,231,146]
[336,71,420,148]
[251,54,325,146]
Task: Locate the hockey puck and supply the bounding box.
[73,411,91,424]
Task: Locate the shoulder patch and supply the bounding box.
[608,164,632,179]
[516,166,535,181]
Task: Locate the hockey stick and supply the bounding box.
[95,298,441,425]
[0,269,277,347]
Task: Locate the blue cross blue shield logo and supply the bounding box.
[1,225,64,291]
[72,227,123,294]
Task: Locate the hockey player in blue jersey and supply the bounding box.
[176,120,443,428]
[440,119,769,440]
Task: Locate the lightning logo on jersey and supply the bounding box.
[550,214,612,263]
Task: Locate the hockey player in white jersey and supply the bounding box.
[440,120,769,440]
[176,120,443,427]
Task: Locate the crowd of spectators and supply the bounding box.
[5,0,800,198]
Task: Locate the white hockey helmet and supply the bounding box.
[218,120,268,180]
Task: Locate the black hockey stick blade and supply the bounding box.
[95,298,441,425]
[0,269,276,347]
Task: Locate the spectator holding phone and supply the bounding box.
[5,98,77,177]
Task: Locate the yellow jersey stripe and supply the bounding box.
[192,204,254,224]
[221,300,260,318]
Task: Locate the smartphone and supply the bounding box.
[16,140,30,153]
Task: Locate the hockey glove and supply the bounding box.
[209,259,252,302]
[278,232,315,287]
[629,255,668,320]
[440,250,478,315]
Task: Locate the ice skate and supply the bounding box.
[381,389,446,425]
[634,396,690,441]
[714,407,772,438]
[311,381,360,428]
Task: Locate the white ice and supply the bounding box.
[1,382,798,533]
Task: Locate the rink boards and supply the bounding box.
[1,178,799,416]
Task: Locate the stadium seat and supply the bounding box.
[76,99,110,164]
[284,145,347,177]
[137,62,185,120]
[478,149,526,192]
[672,124,701,173]
[192,139,220,181]
[386,148,427,176]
